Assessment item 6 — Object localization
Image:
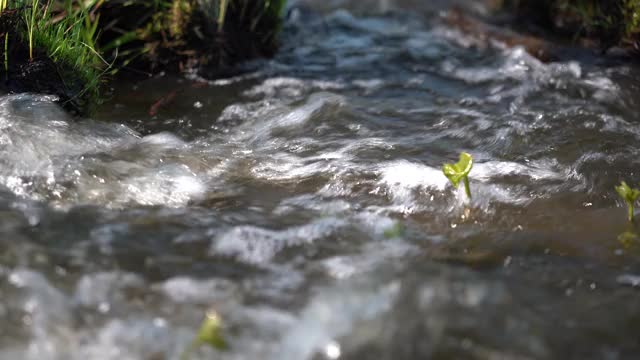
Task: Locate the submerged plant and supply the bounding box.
[443,152,474,200]
[195,310,227,350]
[180,309,227,360]
[616,181,640,222]
[618,227,639,248]
[383,222,404,238]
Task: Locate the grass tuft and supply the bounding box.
[0,0,106,113]
[0,0,289,113]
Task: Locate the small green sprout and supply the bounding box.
[443,152,474,200]
[181,309,228,359]
[616,181,640,222]
[195,310,227,350]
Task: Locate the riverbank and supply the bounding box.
[0,0,287,115]
[502,0,639,54]
[437,0,640,67]
[0,3,103,115]
[2,1,639,116]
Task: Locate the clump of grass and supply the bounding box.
[622,0,640,46]
[443,152,474,200]
[0,0,105,113]
[96,0,288,77]
[1,0,288,112]
[27,0,105,109]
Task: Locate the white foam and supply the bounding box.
[154,277,238,304]
[378,160,449,201]
[211,218,347,265]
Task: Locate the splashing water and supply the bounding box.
[1,1,640,359]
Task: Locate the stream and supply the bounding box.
[2,1,640,359]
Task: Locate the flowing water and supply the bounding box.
[2,1,640,359]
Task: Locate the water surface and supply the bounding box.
[1,2,640,359]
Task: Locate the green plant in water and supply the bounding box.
[618,227,639,248]
[383,222,404,238]
[195,310,227,350]
[442,152,474,200]
[180,309,227,359]
[616,181,640,222]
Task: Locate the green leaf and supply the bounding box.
[616,181,640,203]
[442,152,473,188]
[195,310,227,351]
[217,0,230,31]
[616,181,640,222]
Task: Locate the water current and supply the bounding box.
[1,1,640,359]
